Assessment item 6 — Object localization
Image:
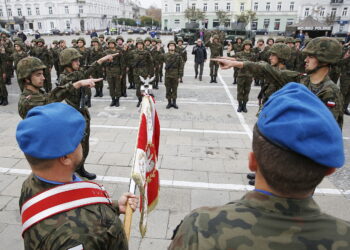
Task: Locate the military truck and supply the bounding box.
[223,29,256,46]
[174,28,199,45]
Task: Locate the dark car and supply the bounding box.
[50,29,61,35]
[333,32,348,37]
[223,29,256,46]
[255,29,268,35]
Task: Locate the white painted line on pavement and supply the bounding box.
[1,167,348,196]
[91,124,248,135]
[218,73,253,140]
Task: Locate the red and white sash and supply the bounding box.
[21,181,112,235]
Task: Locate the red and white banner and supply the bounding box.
[131,94,160,237]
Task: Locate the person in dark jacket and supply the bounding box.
[192,39,207,81]
[17,31,27,42]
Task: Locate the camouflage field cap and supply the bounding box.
[295,38,302,43]
[267,37,275,43]
[151,38,157,43]
[99,34,105,38]
[116,35,124,42]
[31,38,37,43]
[156,39,162,43]
[59,39,65,44]
[135,38,144,45]
[14,41,25,50]
[177,37,184,42]
[213,35,220,40]
[269,43,291,61]
[36,38,45,44]
[236,37,243,42]
[107,38,117,45]
[91,37,100,44]
[243,40,253,47]
[52,40,59,44]
[106,36,112,42]
[17,57,46,80]
[71,39,77,43]
[303,37,342,64]
[13,37,22,42]
[257,38,265,43]
[144,37,152,42]
[77,37,86,45]
[285,37,295,44]
[167,40,176,48]
[127,38,134,43]
[275,37,285,43]
[59,48,82,66]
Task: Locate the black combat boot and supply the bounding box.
[160,76,162,82]
[242,102,248,113]
[247,173,256,180]
[136,97,142,107]
[115,97,120,107]
[248,179,255,186]
[344,104,350,116]
[210,76,214,83]
[172,99,178,109]
[128,83,133,89]
[254,79,260,86]
[154,82,159,89]
[99,87,103,97]
[76,166,96,180]
[195,73,198,79]
[213,76,217,83]
[110,97,116,106]
[2,97,8,106]
[94,88,99,97]
[0,97,3,105]
[237,101,243,112]
[166,99,172,109]
[123,90,127,97]
[180,78,183,83]
[233,77,237,85]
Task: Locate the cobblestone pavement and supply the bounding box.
[0,34,349,249]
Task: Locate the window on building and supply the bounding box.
[27,7,31,16]
[331,8,337,17]
[304,8,309,17]
[36,7,40,15]
[252,19,258,30]
[331,0,343,3]
[340,23,345,32]
[38,22,42,29]
[287,19,294,25]
[66,20,70,29]
[65,6,69,14]
[215,3,219,11]
[0,9,2,17]
[165,4,168,12]
[277,2,282,11]
[203,3,207,12]
[266,2,270,11]
[17,8,22,16]
[176,4,180,13]
[264,19,270,29]
[174,19,180,25]
[213,19,220,27]
[192,3,196,10]
[320,8,325,17]
[240,3,244,12]
[342,7,347,16]
[227,3,231,11]
[79,6,83,13]
[7,8,12,17]
[274,19,280,30]
[290,2,294,11]
[49,6,53,15]
[50,22,54,29]
[254,2,258,11]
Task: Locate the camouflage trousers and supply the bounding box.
[107,75,122,98]
[154,64,160,82]
[0,76,7,98]
[340,75,350,106]
[209,61,219,77]
[237,76,252,103]
[121,73,127,95]
[180,61,186,78]
[165,76,179,99]
[5,61,13,85]
[330,70,340,84]
[90,67,104,90]
[78,108,90,171]
[128,68,134,85]
[43,68,52,93]
[234,68,239,80]
[159,63,164,78]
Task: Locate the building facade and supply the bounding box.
[0,0,136,32]
[297,0,350,33]
[161,0,252,30]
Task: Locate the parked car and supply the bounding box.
[127,28,134,34]
[50,29,61,35]
[63,29,74,35]
[23,29,34,36]
[41,30,52,36]
[255,29,268,35]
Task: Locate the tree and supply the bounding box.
[140,16,160,27]
[146,5,161,22]
[325,14,336,26]
[184,8,206,22]
[112,17,137,26]
[236,10,256,25]
[216,10,231,27]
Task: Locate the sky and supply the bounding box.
[139,0,160,9]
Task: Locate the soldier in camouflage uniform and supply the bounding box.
[76,37,92,107]
[89,37,105,97]
[253,38,265,86]
[30,38,53,93]
[285,37,297,70]
[104,39,124,107]
[50,40,60,82]
[12,41,28,92]
[116,35,127,97]
[59,48,115,179]
[229,40,256,113]
[1,33,14,86]
[0,44,7,106]
[214,37,344,128]
[71,39,78,49]
[144,37,152,51]
[99,34,107,50]
[157,39,165,83]
[162,40,183,109]
[339,47,350,115]
[176,37,187,83]
[294,38,305,73]
[169,82,350,250]
[126,38,136,89]
[275,37,285,44]
[150,38,163,89]
[232,37,243,84]
[16,102,138,249]
[130,38,154,107]
[328,38,344,84]
[205,35,223,83]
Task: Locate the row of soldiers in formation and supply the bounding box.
[0,33,188,109]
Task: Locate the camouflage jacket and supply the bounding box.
[286,47,297,71]
[233,43,243,53]
[162,52,183,78]
[77,47,90,68]
[130,49,154,77]
[19,174,128,250]
[244,61,343,128]
[231,51,256,77]
[151,46,165,66]
[18,84,75,119]
[295,49,305,73]
[339,56,350,76]
[253,46,265,61]
[103,49,124,76]
[30,46,53,68]
[50,47,60,64]
[12,51,28,70]
[205,41,223,58]
[175,45,187,63]
[88,47,104,66]
[169,191,350,250]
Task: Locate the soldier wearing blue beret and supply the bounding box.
[16,103,138,249]
[169,83,350,250]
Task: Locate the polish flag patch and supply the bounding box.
[327,101,336,108]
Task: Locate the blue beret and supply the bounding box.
[257,82,344,168]
[16,103,86,159]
